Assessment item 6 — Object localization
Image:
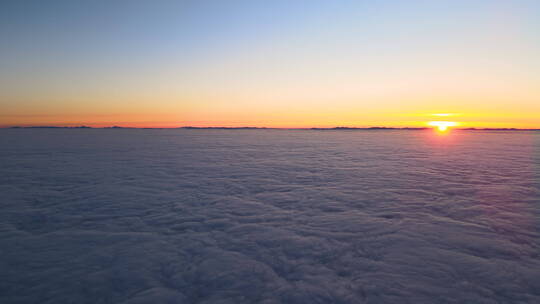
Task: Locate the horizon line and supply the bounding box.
[3,125,540,131]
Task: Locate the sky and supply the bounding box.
[1,0,539,128]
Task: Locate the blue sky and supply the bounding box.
[1,0,539,127]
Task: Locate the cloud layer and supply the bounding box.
[1,129,539,303]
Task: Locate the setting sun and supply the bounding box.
[428,121,458,132]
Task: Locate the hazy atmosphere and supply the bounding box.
[1,1,539,304]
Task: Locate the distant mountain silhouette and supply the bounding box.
[5,126,539,131]
[309,127,428,130]
[10,126,92,129]
[179,126,266,130]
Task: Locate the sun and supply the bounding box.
[428,121,458,132]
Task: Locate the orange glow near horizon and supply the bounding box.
[1,96,539,130]
[1,115,540,129]
[2,1,540,130]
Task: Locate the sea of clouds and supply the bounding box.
[1,129,539,303]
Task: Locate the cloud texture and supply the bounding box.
[0,129,539,303]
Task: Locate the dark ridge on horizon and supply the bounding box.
[8,126,94,129]
[180,126,267,130]
[5,126,540,131]
[309,127,429,130]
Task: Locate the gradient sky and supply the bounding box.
[1,0,539,128]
